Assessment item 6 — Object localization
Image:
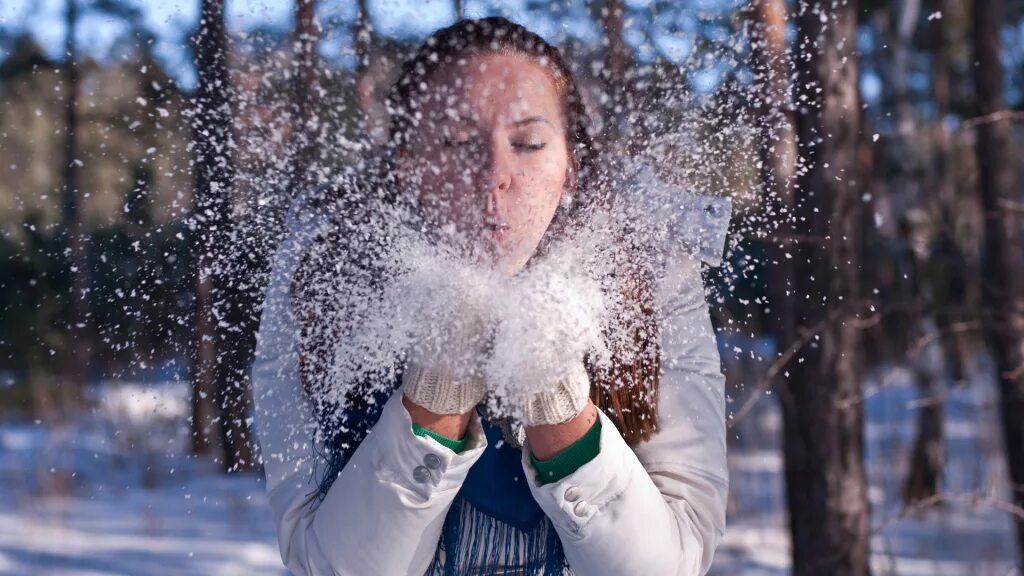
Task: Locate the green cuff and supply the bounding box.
[530,416,602,485]
[412,422,469,454]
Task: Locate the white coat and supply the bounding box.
[251,186,729,576]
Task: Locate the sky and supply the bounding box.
[6,0,992,106]
[0,0,769,105]
[0,0,601,89]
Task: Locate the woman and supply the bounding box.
[252,16,728,576]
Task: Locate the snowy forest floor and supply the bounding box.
[0,350,1020,575]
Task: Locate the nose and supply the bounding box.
[483,142,513,216]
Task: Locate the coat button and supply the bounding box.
[424,453,442,470]
[563,486,581,502]
[413,465,431,483]
[572,501,590,517]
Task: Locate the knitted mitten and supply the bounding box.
[484,249,608,427]
[401,359,488,416]
[520,361,592,426]
[399,269,496,416]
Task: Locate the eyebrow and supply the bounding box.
[441,113,554,129]
[510,116,554,128]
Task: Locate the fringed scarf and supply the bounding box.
[311,373,571,576]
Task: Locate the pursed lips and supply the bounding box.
[483,220,510,244]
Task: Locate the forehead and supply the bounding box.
[419,53,564,125]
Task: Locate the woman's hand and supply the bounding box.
[400,299,493,438]
[401,393,477,439]
[523,400,599,460]
[401,307,493,417]
[395,245,499,424]
[482,248,610,429]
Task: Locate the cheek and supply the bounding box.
[509,154,568,233]
[522,151,568,208]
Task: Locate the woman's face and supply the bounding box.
[397,52,572,275]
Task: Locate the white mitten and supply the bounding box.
[394,244,498,416]
[484,249,611,427]
[519,361,592,427]
[401,315,491,415]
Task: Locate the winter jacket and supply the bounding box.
[251,186,730,576]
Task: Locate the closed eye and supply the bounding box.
[513,142,547,152]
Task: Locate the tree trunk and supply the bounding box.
[971,0,1024,559]
[927,0,967,438]
[872,0,950,507]
[354,0,388,145]
[904,0,962,506]
[191,270,219,457]
[597,0,635,155]
[749,0,798,369]
[60,0,89,421]
[289,0,319,195]
[781,0,872,573]
[190,0,238,466]
[903,329,947,506]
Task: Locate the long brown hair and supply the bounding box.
[292,16,660,445]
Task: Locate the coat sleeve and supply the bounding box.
[251,191,489,576]
[520,253,729,576]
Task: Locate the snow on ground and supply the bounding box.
[0,382,280,576]
[713,342,1021,576]
[0,351,1020,575]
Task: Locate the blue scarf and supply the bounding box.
[313,384,569,575]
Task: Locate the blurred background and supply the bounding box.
[0,0,1023,574]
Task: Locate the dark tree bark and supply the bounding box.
[190,0,229,458]
[925,0,967,425]
[750,0,798,365]
[780,0,872,574]
[903,357,946,505]
[355,0,389,145]
[596,0,636,155]
[971,0,1024,559]
[60,0,89,420]
[869,0,949,507]
[194,0,310,474]
[190,0,257,473]
[288,0,320,196]
[903,0,961,506]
